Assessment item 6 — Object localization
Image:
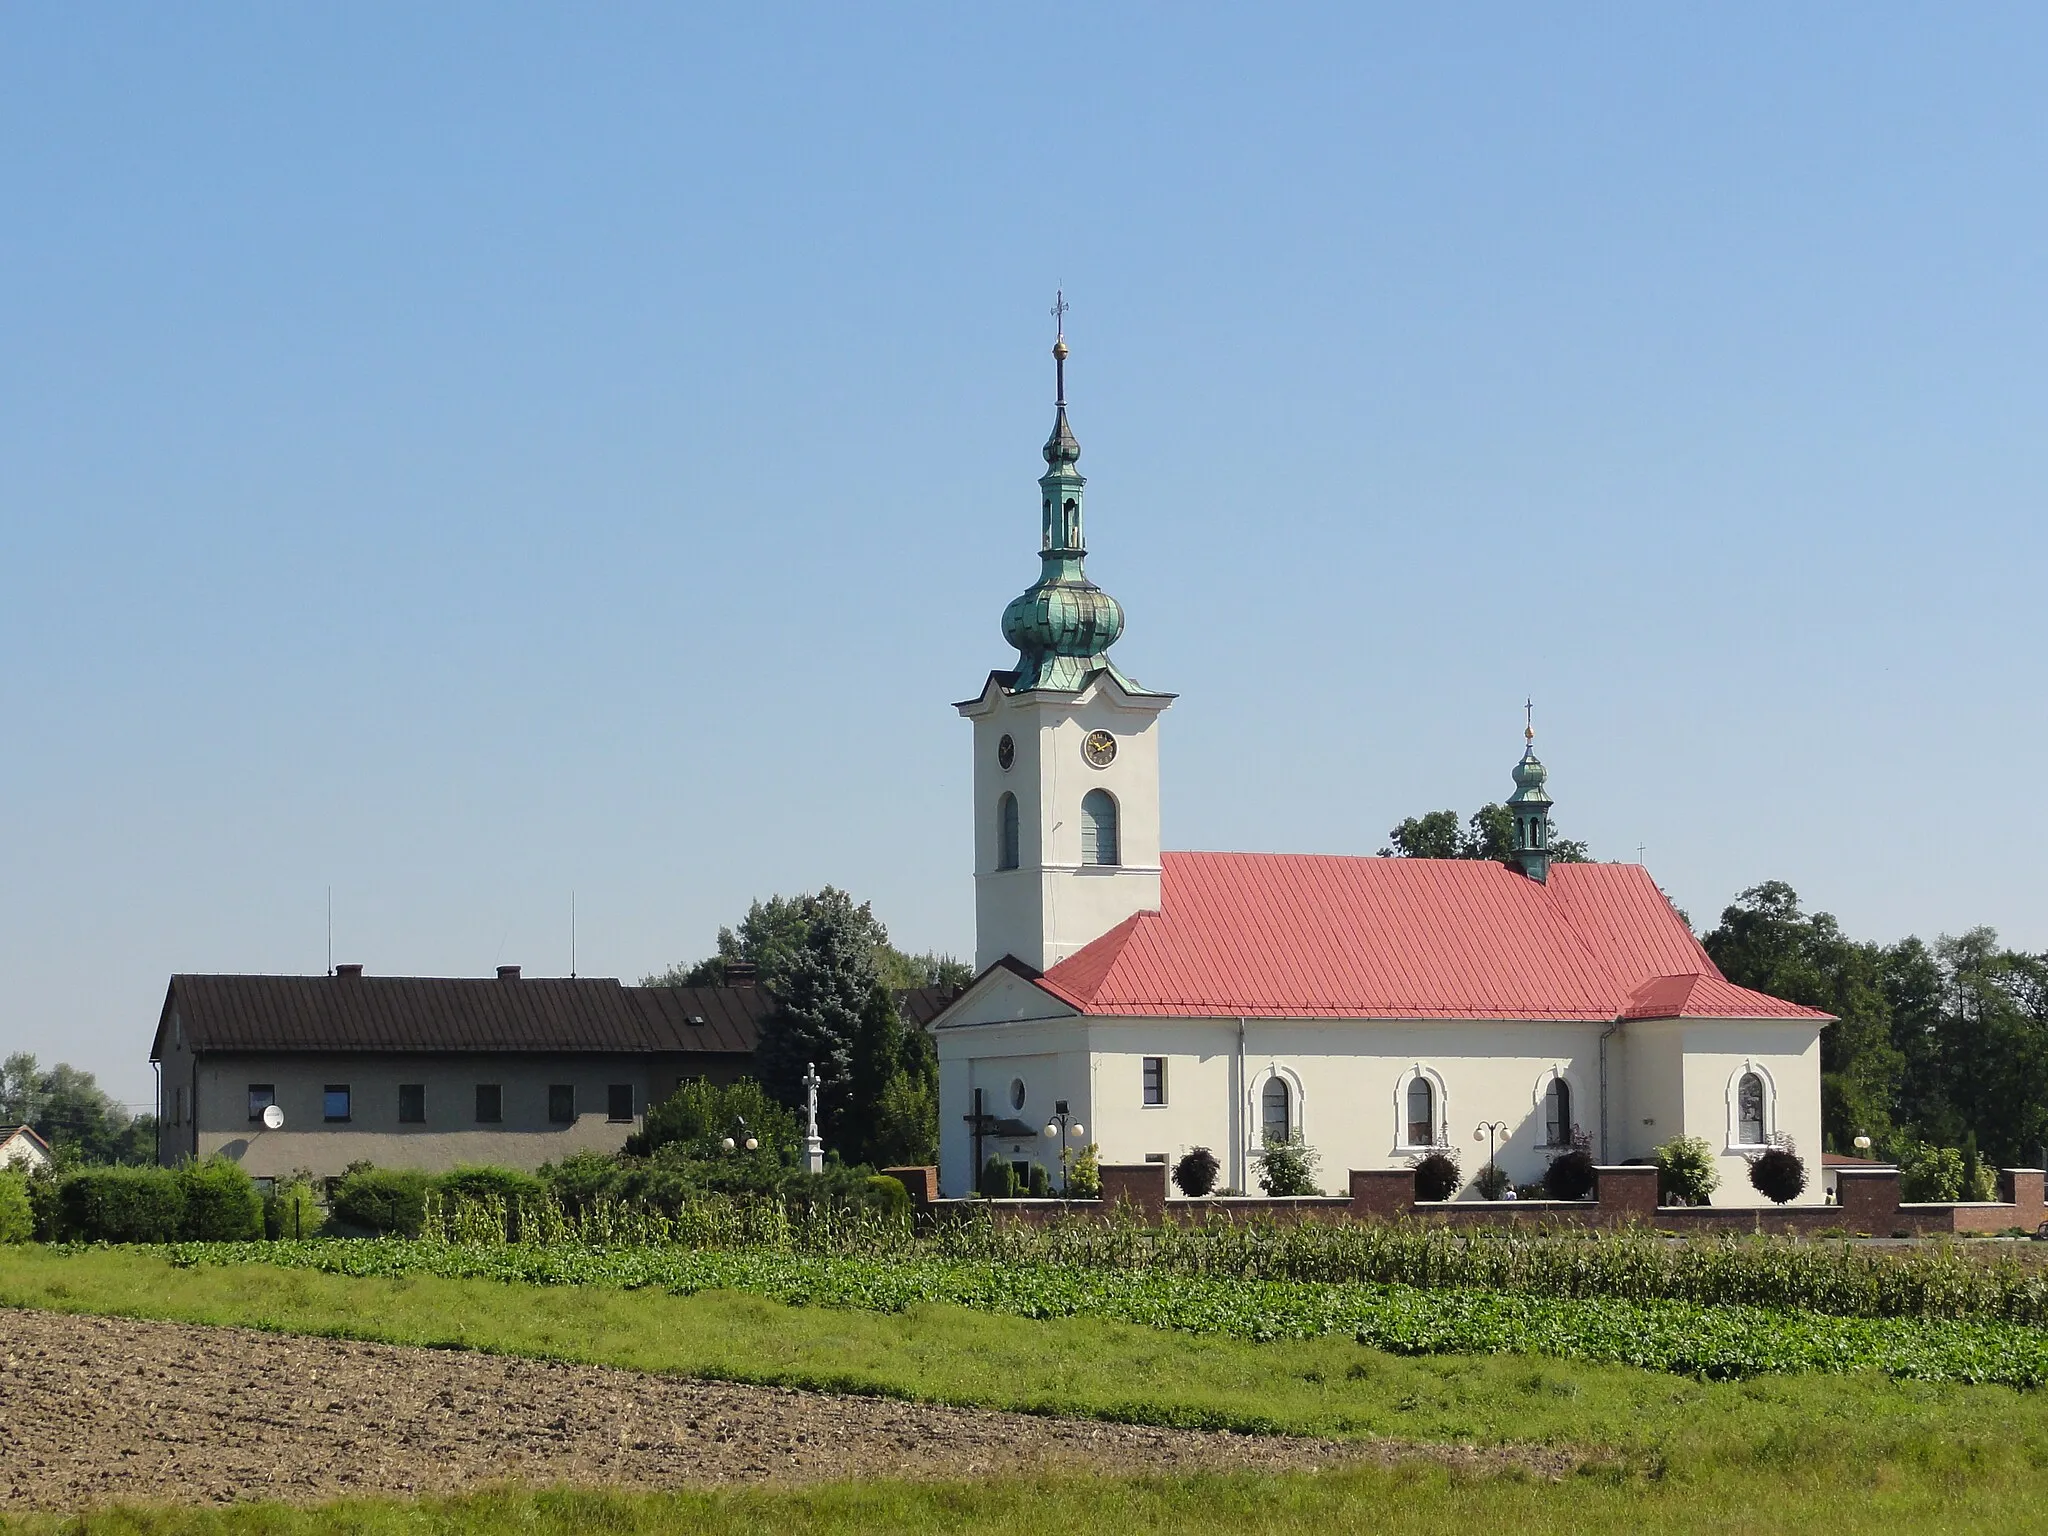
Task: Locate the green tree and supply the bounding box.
[643,887,968,995]
[753,890,877,1147]
[0,1053,156,1165]
[1380,805,1589,863]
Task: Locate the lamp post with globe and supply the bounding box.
[1041,1099,1087,1194]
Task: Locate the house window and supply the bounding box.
[1261,1077,1291,1145]
[997,792,1020,870]
[1142,1057,1166,1106]
[1738,1072,1766,1145]
[323,1085,351,1123]
[549,1085,576,1124]
[398,1084,425,1124]
[475,1084,503,1123]
[1406,1077,1435,1147]
[607,1084,633,1122]
[247,1085,275,1123]
[1081,789,1120,867]
[1545,1078,1572,1147]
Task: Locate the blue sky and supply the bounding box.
[5,7,2046,1105]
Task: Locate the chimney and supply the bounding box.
[726,960,757,988]
[498,965,521,980]
[334,964,364,979]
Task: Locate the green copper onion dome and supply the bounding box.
[999,324,1131,691]
[1508,729,1549,802]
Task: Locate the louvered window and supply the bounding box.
[1261,1077,1290,1145]
[1406,1078,1435,1146]
[1545,1078,1571,1146]
[997,792,1020,870]
[1081,790,1119,867]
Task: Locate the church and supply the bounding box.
[931,324,1829,1204]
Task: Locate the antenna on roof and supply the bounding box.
[326,886,333,977]
[571,891,578,980]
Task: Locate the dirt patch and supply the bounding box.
[0,1307,1576,1508]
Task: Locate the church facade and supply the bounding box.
[933,328,1830,1204]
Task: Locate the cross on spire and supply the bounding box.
[1051,289,1069,339]
[1524,697,1534,742]
[1050,290,1070,405]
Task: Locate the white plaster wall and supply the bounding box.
[938,1011,1827,1205]
[963,678,1169,971]
[1680,1023,1826,1206]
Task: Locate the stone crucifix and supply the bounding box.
[802,1061,825,1174]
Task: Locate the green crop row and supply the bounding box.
[402,1188,2048,1327]
[160,1238,2048,1388]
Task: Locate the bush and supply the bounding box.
[1255,1134,1322,1196]
[1410,1149,1460,1202]
[264,1176,323,1240]
[1543,1148,1596,1202]
[542,1150,622,1214]
[178,1157,262,1240]
[979,1155,1018,1199]
[25,1166,59,1241]
[1471,1163,1512,1200]
[436,1165,545,1206]
[1654,1135,1721,1206]
[1749,1143,1808,1205]
[1026,1163,1050,1198]
[1173,1147,1221,1198]
[0,1171,32,1243]
[863,1174,911,1218]
[57,1166,186,1242]
[1068,1143,1101,1199]
[330,1167,430,1236]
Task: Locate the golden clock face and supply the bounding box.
[1083,729,1117,768]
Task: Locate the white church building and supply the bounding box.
[932,327,1830,1204]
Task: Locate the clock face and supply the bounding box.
[1083,729,1117,769]
[997,734,1015,771]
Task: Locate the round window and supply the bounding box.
[1009,1078,1026,1112]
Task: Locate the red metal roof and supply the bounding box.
[1036,855,1832,1023]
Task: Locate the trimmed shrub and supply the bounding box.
[1256,1134,1322,1197]
[979,1155,1019,1199]
[1543,1148,1596,1202]
[265,1177,323,1240]
[0,1171,32,1243]
[1068,1143,1101,1199]
[1472,1163,1512,1200]
[58,1166,187,1242]
[1173,1147,1221,1198]
[1749,1144,1809,1205]
[863,1174,911,1218]
[1654,1135,1721,1206]
[1026,1162,1050,1198]
[330,1167,430,1236]
[436,1165,545,1206]
[1410,1149,1460,1203]
[178,1157,262,1240]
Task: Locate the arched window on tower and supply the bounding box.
[1261,1077,1291,1146]
[996,792,1019,871]
[1738,1072,1766,1145]
[1407,1077,1437,1147]
[1081,790,1120,867]
[1545,1077,1572,1146]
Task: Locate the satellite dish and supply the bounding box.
[262,1104,285,1130]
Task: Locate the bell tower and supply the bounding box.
[1508,706,1555,883]
[956,300,1174,972]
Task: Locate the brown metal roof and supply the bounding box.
[154,974,770,1058]
[625,984,774,1054]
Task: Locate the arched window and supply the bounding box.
[1261,1076,1291,1145]
[1738,1072,1766,1145]
[1407,1077,1436,1147]
[1545,1077,1572,1146]
[1081,789,1120,867]
[996,792,1019,870]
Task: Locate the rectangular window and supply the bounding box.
[247,1084,275,1123]
[398,1084,425,1124]
[607,1084,633,1122]
[548,1084,575,1124]
[474,1084,502,1124]
[323,1085,351,1122]
[1142,1057,1166,1106]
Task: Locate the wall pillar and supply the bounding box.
[1593,1164,1658,1222]
[1098,1162,1166,1221]
[1348,1168,1414,1220]
[881,1166,939,1205]
[2001,1168,2045,1227]
[1835,1167,1903,1233]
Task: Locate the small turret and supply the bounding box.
[1507,711,1554,883]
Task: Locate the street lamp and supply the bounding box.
[1474,1120,1510,1196]
[720,1116,759,1153]
[1853,1133,1873,1155]
[1041,1099,1086,1194]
